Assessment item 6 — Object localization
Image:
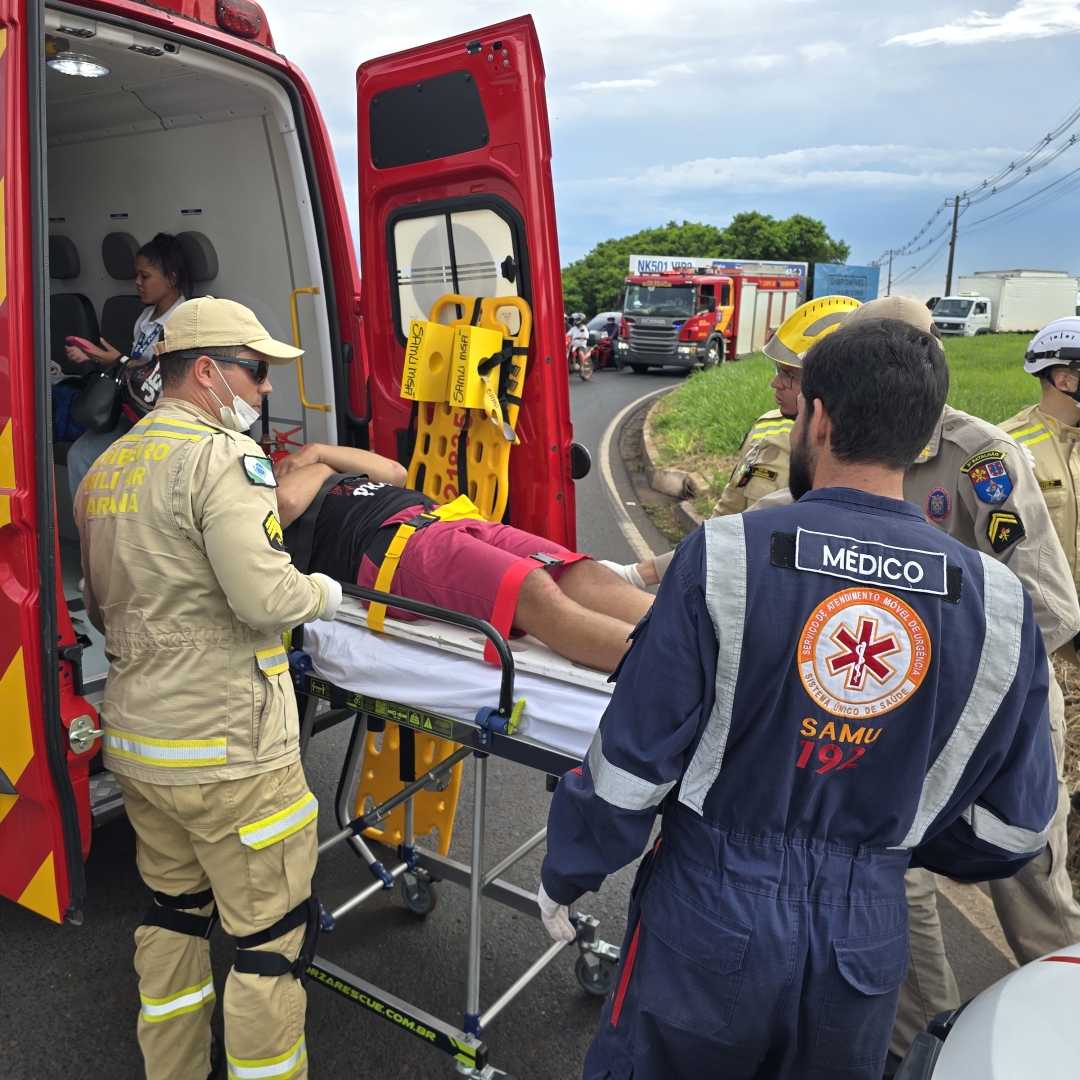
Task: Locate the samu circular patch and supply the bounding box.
[925,487,951,522]
[799,589,931,718]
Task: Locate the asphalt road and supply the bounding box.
[0,364,1013,1079]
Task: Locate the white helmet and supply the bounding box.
[1024,317,1080,375]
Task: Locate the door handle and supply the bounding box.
[68,715,103,755]
[290,287,332,412]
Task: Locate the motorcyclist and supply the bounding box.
[568,312,591,380]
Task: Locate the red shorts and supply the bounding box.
[356,505,579,625]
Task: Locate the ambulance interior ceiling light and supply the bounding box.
[47,52,109,77]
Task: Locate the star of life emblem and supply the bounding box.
[799,589,931,718]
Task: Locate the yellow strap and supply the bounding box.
[367,524,416,631]
[365,495,487,632]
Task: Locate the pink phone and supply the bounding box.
[66,335,96,351]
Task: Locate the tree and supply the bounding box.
[561,214,850,315]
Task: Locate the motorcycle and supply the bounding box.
[591,334,616,371]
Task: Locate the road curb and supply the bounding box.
[598,386,676,561]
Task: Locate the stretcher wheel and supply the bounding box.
[575,953,616,997]
[401,874,438,916]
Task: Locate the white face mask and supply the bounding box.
[209,358,261,432]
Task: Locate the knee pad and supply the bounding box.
[233,894,320,979]
[141,887,218,939]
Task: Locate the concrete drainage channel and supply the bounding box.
[603,389,1024,989]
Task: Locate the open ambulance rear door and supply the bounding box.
[0,1,97,925]
[356,15,578,547]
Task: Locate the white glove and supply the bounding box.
[1021,444,1037,471]
[310,573,343,622]
[538,883,576,943]
[599,559,646,589]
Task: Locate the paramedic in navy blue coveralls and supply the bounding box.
[538,318,1058,1080]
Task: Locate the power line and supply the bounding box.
[873,93,1080,267]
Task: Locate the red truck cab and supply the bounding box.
[0,1,574,923]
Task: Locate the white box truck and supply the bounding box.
[933,270,1078,335]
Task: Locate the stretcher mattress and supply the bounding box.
[303,597,612,760]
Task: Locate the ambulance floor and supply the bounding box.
[60,536,109,694]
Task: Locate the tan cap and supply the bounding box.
[841,295,935,334]
[153,296,303,361]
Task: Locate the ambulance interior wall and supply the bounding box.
[45,63,331,552]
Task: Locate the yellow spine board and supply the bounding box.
[405,294,532,522]
[354,725,463,856]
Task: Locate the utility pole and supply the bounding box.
[944,194,960,297]
[886,250,894,296]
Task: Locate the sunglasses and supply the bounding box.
[773,360,801,389]
[206,356,270,383]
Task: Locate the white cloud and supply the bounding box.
[573,144,1022,195]
[572,78,658,90]
[801,41,847,60]
[886,0,1080,46]
[726,53,785,70]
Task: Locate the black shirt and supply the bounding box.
[307,475,435,583]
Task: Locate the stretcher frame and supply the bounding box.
[294,582,620,1079]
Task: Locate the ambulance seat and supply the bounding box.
[176,231,218,288]
[49,235,99,376]
[100,232,143,357]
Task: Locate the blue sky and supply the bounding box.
[260,1,1080,300]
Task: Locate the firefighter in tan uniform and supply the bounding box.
[604,295,859,587]
[76,298,343,1080]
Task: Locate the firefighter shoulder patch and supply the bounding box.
[263,510,285,551]
[242,454,278,487]
[962,449,1012,505]
[987,511,1024,553]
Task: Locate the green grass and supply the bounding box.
[650,333,1041,467]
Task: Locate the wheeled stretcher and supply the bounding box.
[291,582,621,1078]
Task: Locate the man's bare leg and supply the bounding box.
[513,568,638,673]
[555,560,654,625]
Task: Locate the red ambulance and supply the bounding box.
[0,1,576,925]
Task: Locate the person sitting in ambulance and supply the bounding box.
[65,232,191,498]
[272,442,654,673]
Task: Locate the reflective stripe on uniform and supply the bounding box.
[140,974,215,1022]
[751,420,793,438]
[962,803,1053,854]
[238,791,318,850]
[227,1035,307,1080]
[587,731,675,810]
[255,645,289,676]
[679,515,749,815]
[104,727,227,767]
[1011,422,1052,447]
[898,554,1025,849]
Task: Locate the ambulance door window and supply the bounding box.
[391,207,521,339]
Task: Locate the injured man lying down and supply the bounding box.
[273,442,653,673]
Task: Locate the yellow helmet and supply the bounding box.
[763,295,862,367]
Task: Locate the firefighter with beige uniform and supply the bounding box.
[75,297,342,1080]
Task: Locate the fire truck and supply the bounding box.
[616,256,806,371]
[0,3,577,928]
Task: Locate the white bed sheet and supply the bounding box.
[303,617,611,761]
